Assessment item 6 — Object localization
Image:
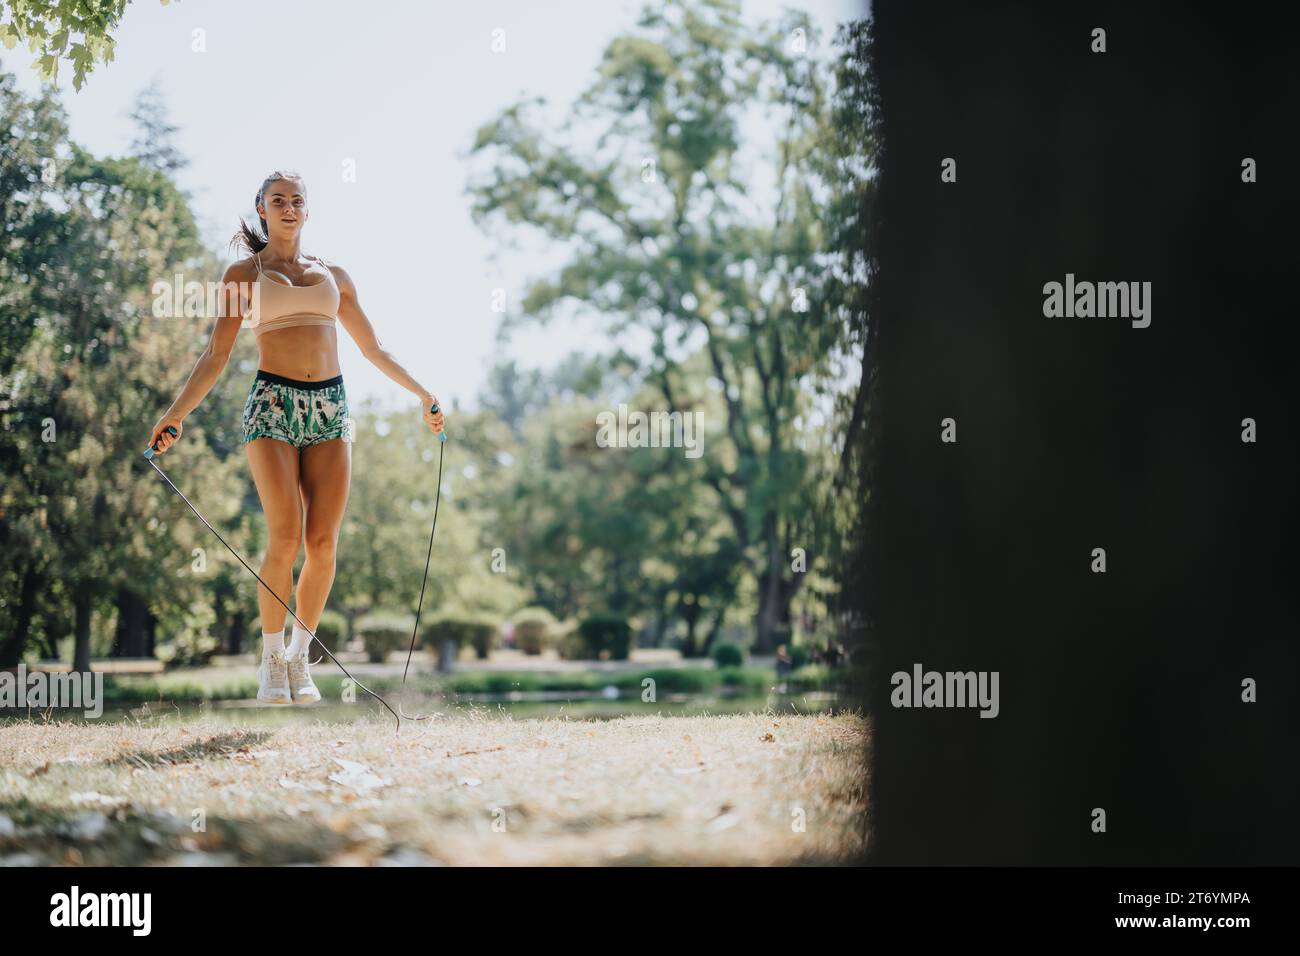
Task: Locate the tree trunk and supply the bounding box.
[38,588,70,660]
[653,610,668,648]
[437,638,457,672]
[227,608,246,655]
[701,608,724,656]
[114,588,150,657]
[73,593,92,673]
[753,511,785,654]
[680,603,700,657]
[343,607,365,649]
[0,566,41,668]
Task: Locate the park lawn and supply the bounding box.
[0,711,869,866]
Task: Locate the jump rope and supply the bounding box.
[144,404,447,735]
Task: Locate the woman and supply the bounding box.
[147,170,445,705]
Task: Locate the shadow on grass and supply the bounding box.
[104,730,277,770]
[0,796,414,866]
[0,793,866,866]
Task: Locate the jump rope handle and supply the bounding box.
[143,425,178,460]
[430,403,447,443]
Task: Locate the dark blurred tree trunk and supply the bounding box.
[37,598,64,661]
[227,608,246,655]
[701,608,725,657]
[653,610,668,648]
[754,512,782,654]
[754,512,804,655]
[73,593,92,673]
[343,607,366,648]
[680,601,701,657]
[0,565,41,668]
[114,588,149,657]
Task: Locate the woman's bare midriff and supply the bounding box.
[254,325,342,381]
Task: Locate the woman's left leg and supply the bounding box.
[294,437,352,632]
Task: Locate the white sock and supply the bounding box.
[286,625,314,658]
[262,629,285,657]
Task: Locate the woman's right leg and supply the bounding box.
[246,437,303,634]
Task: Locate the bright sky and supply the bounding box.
[7,0,867,410]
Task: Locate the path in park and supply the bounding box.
[0,711,869,865]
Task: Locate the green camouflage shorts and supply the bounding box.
[242,370,350,448]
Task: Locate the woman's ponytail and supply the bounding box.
[228,169,305,255]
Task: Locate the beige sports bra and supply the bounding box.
[247,251,340,337]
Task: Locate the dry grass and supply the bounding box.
[0,710,869,865]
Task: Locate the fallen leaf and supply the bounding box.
[328,759,391,793]
[450,746,504,758]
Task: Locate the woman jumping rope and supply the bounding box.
[147,170,445,705]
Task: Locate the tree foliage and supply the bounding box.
[0,3,875,669]
[0,0,160,92]
[466,0,874,651]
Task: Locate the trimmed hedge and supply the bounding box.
[711,640,744,668]
[311,610,347,656]
[510,606,557,655]
[576,613,632,661]
[557,630,587,661]
[355,612,415,663]
[422,613,500,660]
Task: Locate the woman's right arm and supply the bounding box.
[147,261,250,454]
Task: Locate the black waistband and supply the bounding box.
[255,369,344,390]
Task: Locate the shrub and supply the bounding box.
[422,613,500,661]
[787,663,834,690]
[711,640,744,668]
[156,601,219,669]
[577,613,632,660]
[310,610,347,657]
[355,612,414,663]
[788,643,810,670]
[511,606,557,655]
[557,630,588,661]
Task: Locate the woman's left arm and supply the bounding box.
[331,261,445,435]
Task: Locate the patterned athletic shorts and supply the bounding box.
[242,370,350,448]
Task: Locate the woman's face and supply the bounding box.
[258,179,308,240]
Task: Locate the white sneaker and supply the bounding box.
[287,652,321,705]
[257,651,292,704]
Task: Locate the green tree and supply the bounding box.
[467,0,862,651]
[334,403,523,639]
[798,18,876,661]
[481,351,607,440]
[0,65,257,669]
[0,1,175,92]
[127,77,188,175]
